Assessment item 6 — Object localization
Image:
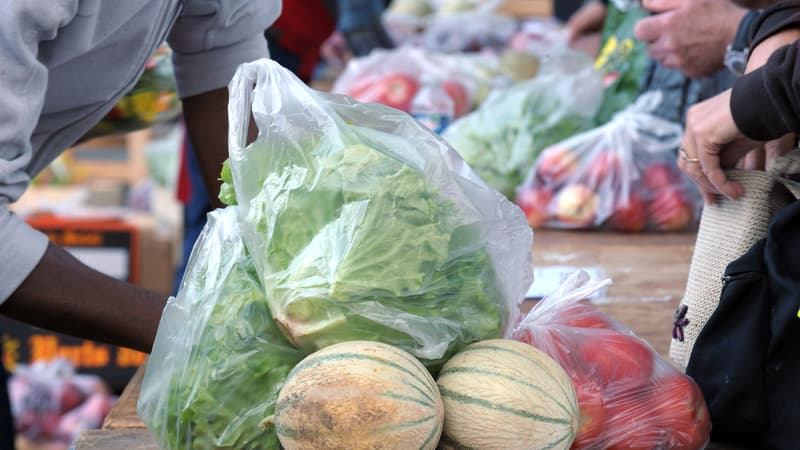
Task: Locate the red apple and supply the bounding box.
[537,147,579,185]
[516,187,553,228]
[648,188,693,231]
[585,150,622,187]
[643,162,679,192]
[442,80,470,118]
[555,184,597,228]
[607,192,647,232]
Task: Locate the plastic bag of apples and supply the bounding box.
[510,271,711,450]
[331,46,474,117]
[516,91,702,232]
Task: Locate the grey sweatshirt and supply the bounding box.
[0,0,280,302]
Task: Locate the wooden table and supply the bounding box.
[73,229,701,449]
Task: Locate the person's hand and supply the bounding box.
[567,1,607,42]
[566,1,606,57]
[679,89,761,204]
[320,31,349,67]
[634,0,746,79]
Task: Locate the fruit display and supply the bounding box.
[444,49,603,200]
[436,339,579,450]
[511,272,712,450]
[516,92,702,231]
[8,359,115,446]
[139,59,714,450]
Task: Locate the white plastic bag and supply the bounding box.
[225,59,532,366]
[332,46,475,117]
[511,271,711,449]
[517,92,702,231]
[138,208,306,449]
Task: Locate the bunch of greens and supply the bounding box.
[444,52,602,200]
[139,208,305,450]
[226,136,507,368]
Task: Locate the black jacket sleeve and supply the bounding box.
[730,1,800,141]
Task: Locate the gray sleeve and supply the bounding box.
[167,0,282,98]
[0,2,69,302]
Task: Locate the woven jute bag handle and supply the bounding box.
[670,150,800,370]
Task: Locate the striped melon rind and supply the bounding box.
[274,340,444,450]
[436,339,579,450]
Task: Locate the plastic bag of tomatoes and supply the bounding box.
[331,46,474,117]
[84,44,181,139]
[516,91,702,232]
[510,271,711,450]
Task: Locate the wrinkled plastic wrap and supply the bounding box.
[332,46,476,117]
[85,45,181,139]
[444,49,603,200]
[511,271,712,450]
[225,59,532,367]
[517,92,701,231]
[138,208,306,449]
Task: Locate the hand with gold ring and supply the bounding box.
[679,88,761,204]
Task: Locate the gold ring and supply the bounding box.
[679,146,700,163]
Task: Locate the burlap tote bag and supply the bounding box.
[670,149,800,370]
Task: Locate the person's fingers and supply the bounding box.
[641,0,684,14]
[696,139,744,200]
[679,136,720,204]
[739,148,765,170]
[634,11,675,43]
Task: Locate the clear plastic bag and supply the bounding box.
[517,92,702,231]
[511,271,712,450]
[444,48,603,200]
[332,46,476,117]
[225,59,532,367]
[137,207,306,450]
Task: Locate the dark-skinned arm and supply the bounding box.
[1,243,166,353]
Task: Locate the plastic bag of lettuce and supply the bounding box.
[138,207,306,449]
[224,59,532,367]
[443,48,604,200]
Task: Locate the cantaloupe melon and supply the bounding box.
[436,339,579,450]
[272,340,444,450]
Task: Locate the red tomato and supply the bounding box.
[551,303,614,330]
[571,374,607,449]
[577,333,654,385]
[442,80,470,117]
[605,373,710,450]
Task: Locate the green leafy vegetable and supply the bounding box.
[444,56,601,200]
[230,137,506,369]
[139,209,305,450]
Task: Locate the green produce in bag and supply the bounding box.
[224,59,532,369]
[593,0,649,125]
[138,207,306,449]
[443,48,603,200]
